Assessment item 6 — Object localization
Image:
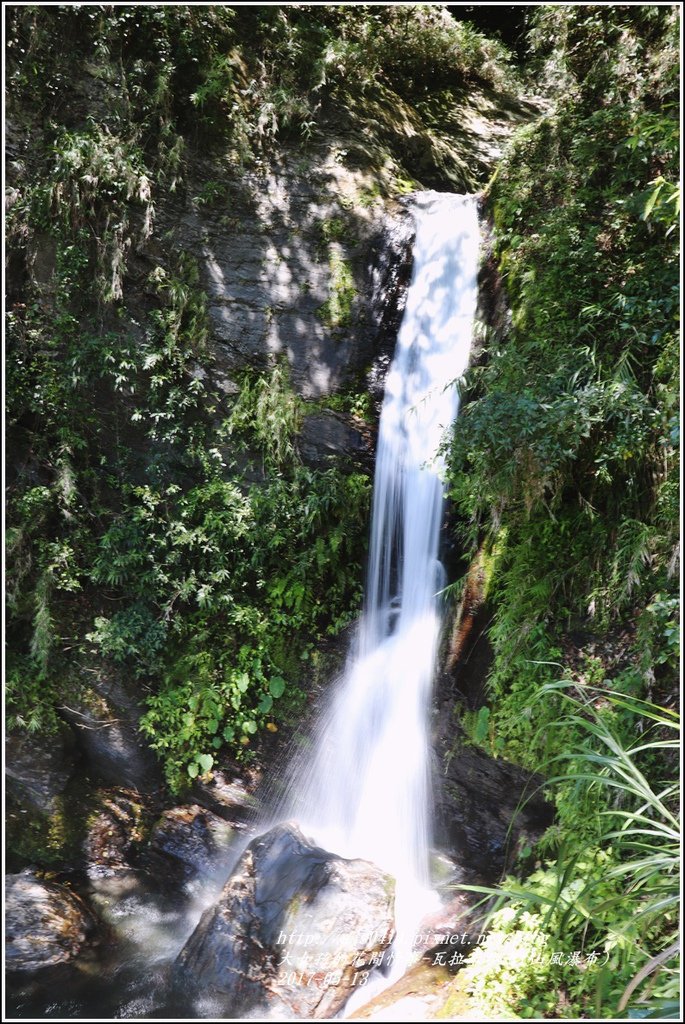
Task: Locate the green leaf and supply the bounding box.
[474,706,491,743]
[223,725,235,742]
[197,753,214,773]
[187,762,199,779]
[207,718,219,734]
[258,693,273,713]
[641,181,663,220]
[242,720,257,734]
[269,676,286,699]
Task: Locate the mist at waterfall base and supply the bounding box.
[270,191,481,1000]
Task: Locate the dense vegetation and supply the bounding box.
[5,4,680,1021]
[6,4,518,787]
[446,5,679,1017]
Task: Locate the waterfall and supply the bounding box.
[278,191,480,966]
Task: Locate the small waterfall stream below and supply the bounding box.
[274,190,481,1005]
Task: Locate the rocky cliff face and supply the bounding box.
[162,156,411,400]
[144,149,419,476]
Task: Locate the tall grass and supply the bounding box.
[457,682,680,1018]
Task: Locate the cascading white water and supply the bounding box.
[280,191,480,969]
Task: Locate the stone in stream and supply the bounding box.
[142,804,237,885]
[190,765,261,825]
[6,871,98,972]
[175,822,395,1018]
[84,787,150,880]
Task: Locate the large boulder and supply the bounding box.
[6,871,97,972]
[175,822,395,1018]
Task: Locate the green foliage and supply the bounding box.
[6,656,60,735]
[6,89,370,791]
[318,217,350,245]
[444,9,679,1019]
[317,249,357,330]
[50,126,153,302]
[448,4,679,751]
[114,465,369,791]
[8,255,370,792]
[226,363,303,467]
[528,5,679,108]
[319,389,375,425]
[87,605,167,673]
[6,4,519,175]
[47,352,368,793]
[6,795,83,869]
[459,687,679,1019]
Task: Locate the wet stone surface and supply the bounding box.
[6,871,99,973]
[141,804,237,886]
[175,822,396,1019]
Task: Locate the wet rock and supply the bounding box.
[430,850,466,896]
[349,958,454,1021]
[191,766,260,825]
[83,789,169,917]
[412,896,486,967]
[389,853,485,961]
[366,203,415,404]
[142,805,236,884]
[6,723,77,813]
[434,542,553,880]
[175,822,395,1018]
[299,410,374,470]
[441,546,495,710]
[433,710,553,878]
[84,788,149,880]
[6,871,97,972]
[59,667,162,793]
[475,207,512,354]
